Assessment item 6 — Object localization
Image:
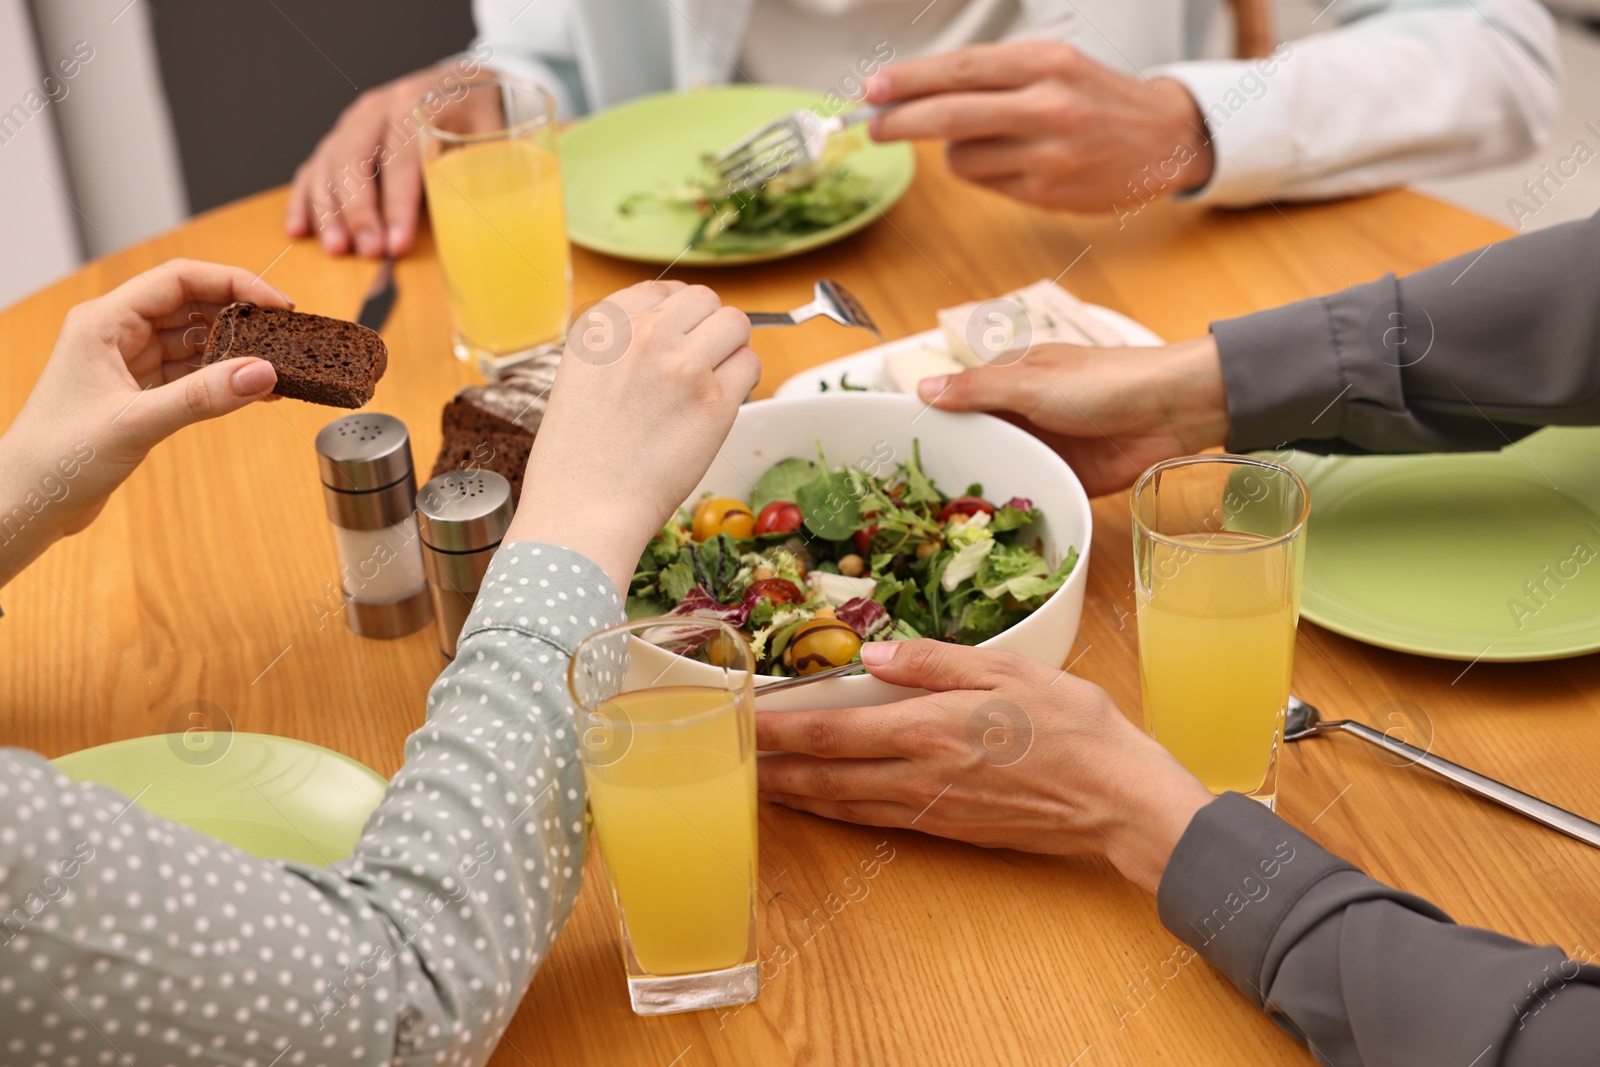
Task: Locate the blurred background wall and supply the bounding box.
[0,0,472,309]
[0,0,1596,310]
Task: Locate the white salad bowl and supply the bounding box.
[621,393,1095,711]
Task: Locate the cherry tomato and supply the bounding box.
[747,578,802,605]
[785,619,863,676]
[940,496,996,522]
[755,501,804,535]
[704,630,746,669]
[852,511,881,555]
[692,497,755,541]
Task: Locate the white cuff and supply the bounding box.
[1153,53,1297,207]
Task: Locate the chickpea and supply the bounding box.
[788,619,862,676]
[752,565,775,581]
[915,539,943,560]
[837,553,866,577]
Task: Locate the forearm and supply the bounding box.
[0,544,620,1064]
[1213,210,1600,453]
[0,429,77,589]
[1157,794,1600,1065]
[1158,0,1558,206]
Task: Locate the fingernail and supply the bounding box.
[864,74,887,102]
[231,359,277,397]
[320,229,344,254]
[918,375,948,401]
[355,228,382,257]
[861,642,896,666]
[387,224,407,252]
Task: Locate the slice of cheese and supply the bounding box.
[883,344,966,395]
[937,279,1124,367]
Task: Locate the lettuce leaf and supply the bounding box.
[751,457,821,517]
[1005,547,1080,604]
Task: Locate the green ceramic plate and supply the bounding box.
[1280,427,1600,661]
[560,86,916,266]
[52,733,389,865]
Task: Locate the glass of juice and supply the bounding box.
[1132,455,1309,809]
[416,76,571,377]
[567,618,760,1015]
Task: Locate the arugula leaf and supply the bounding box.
[751,457,821,517]
[900,439,942,506]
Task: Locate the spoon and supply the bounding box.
[1285,696,1600,849]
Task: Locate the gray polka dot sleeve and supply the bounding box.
[0,543,622,1067]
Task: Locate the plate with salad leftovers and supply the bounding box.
[561,86,916,265]
[630,441,1080,678]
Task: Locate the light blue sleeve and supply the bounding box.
[0,543,621,1067]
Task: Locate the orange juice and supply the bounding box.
[583,685,757,976]
[422,137,570,358]
[1137,532,1300,799]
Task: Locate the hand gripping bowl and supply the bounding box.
[620,393,1095,711]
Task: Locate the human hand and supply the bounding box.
[865,41,1213,212]
[915,336,1229,496]
[0,260,292,585]
[508,282,759,591]
[285,59,472,258]
[757,640,1214,892]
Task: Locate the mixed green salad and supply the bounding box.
[619,135,873,252]
[628,443,1079,676]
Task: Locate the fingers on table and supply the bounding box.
[761,792,917,831]
[378,137,425,255]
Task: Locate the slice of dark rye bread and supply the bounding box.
[201,302,387,408]
[430,430,533,503]
[429,359,557,503]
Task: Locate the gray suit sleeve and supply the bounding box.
[1158,793,1600,1066]
[1212,211,1600,454]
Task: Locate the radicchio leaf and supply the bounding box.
[837,596,893,640]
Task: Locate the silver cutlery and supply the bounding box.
[748,280,883,340]
[713,104,891,195]
[752,661,866,698]
[1285,695,1600,849]
[356,257,397,333]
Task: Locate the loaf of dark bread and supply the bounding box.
[201,302,387,408]
[430,430,533,503]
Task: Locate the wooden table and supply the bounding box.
[4,143,1599,1066]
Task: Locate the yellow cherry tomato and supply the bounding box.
[692,497,756,541]
[786,619,863,676]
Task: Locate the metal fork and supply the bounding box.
[752,661,867,697]
[747,280,883,340]
[712,104,890,195]
[1284,696,1600,848]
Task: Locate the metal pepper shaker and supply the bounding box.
[416,470,515,659]
[314,413,433,638]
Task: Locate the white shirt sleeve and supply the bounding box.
[1154,0,1561,206]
